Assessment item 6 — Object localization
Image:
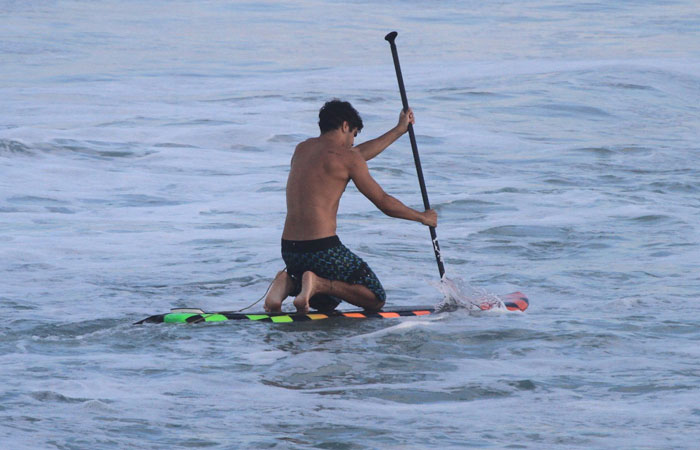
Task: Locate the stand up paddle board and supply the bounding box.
[134,292,528,324]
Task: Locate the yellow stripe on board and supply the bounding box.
[307,314,328,320]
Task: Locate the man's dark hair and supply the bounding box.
[318,100,363,134]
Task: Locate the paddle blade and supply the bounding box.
[434,277,529,313]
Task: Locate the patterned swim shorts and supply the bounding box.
[281,235,386,310]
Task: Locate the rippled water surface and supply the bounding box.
[2,1,699,448]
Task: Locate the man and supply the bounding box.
[264,100,437,314]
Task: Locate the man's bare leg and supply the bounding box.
[293,271,384,314]
[264,270,295,312]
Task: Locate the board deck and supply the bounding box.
[134,292,528,324]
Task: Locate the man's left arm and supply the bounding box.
[356,109,414,161]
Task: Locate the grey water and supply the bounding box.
[2,0,699,448]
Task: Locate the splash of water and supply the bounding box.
[432,276,506,313]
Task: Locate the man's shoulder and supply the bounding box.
[328,147,364,170]
[347,147,366,162]
[348,148,365,163]
[295,137,317,150]
[344,148,369,178]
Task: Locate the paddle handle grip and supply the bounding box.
[385,31,445,279]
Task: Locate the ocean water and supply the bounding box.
[2,0,699,448]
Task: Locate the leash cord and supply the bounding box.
[233,268,284,312]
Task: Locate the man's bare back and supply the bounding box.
[265,100,437,314]
[282,134,355,241]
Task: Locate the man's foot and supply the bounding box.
[293,271,321,314]
[263,301,281,313]
[264,271,293,313]
[264,297,282,313]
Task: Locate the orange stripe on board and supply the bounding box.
[378,312,400,318]
[412,310,431,316]
[343,313,367,318]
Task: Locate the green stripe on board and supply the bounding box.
[203,314,227,322]
[270,315,294,323]
[164,313,197,323]
[245,314,270,321]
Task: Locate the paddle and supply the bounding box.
[385,31,446,279]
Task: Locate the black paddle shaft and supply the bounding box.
[385,31,445,279]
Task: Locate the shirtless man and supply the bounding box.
[264,100,437,314]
